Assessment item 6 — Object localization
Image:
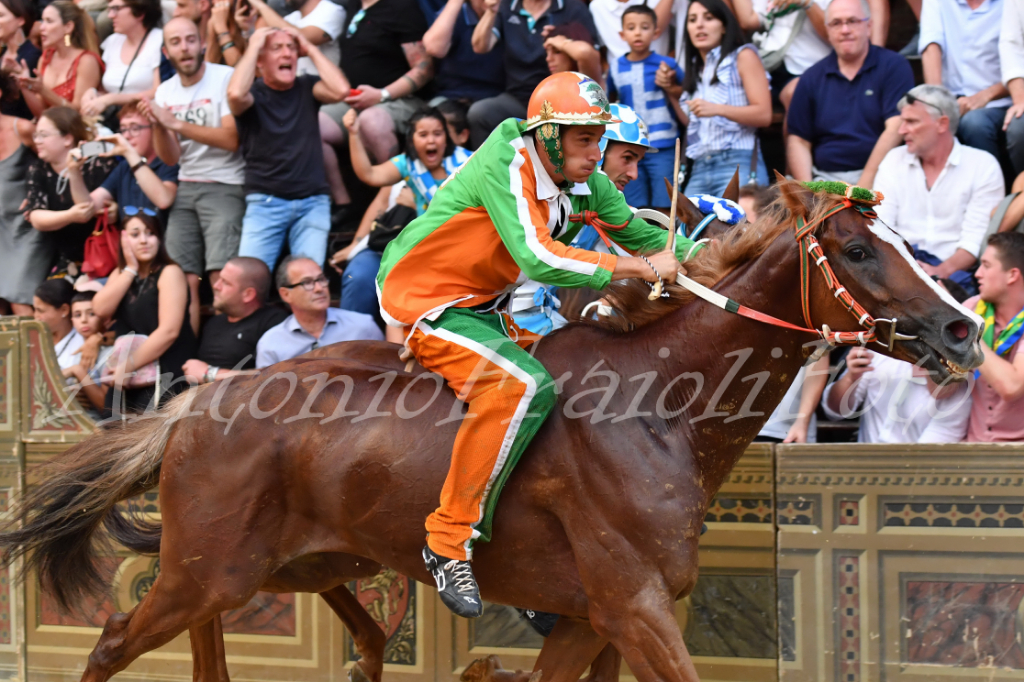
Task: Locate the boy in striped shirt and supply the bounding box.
[607,4,685,210]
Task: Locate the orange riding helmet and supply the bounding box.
[522,71,619,131]
[522,72,619,175]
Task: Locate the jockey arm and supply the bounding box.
[475,149,704,290]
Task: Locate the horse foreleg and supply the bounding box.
[580,644,620,682]
[589,589,699,682]
[189,615,230,682]
[320,585,387,682]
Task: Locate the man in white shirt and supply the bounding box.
[822,347,971,443]
[920,0,1013,178]
[874,85,1004,284]
[142,17,247,335]
[247,0,345,75]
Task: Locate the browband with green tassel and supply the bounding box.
[801,181,884,206]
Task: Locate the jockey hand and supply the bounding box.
[642,250,682,284]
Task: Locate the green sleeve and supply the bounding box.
[471,133,615,289]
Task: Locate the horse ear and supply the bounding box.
[663,177,704,229]
[722,168,740,203]
[775,173,811,220]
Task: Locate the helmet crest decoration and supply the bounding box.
[522,72,621,178]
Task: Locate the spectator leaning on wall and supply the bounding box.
[964,232,1024,442]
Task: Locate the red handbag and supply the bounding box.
[81,209,120,278]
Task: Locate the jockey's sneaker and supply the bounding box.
[422,546,483,618]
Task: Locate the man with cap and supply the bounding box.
[376,72,705,618]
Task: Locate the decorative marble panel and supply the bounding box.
[684,574,777,659]
[836,556,861,682]
[905,581,1024,669]
[838,500,860,526]
[885,502,1024,528]
[348,568,416,665]
[778,575,796,663]
[0,571,10,645]
[706,496,773,523]
[777,496,818,526]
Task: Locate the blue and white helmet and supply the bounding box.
[599,103,659,154]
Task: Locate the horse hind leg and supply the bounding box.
[79,574,244,682]
[320,584,387,682]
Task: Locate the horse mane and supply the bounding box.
[578,186,846,333]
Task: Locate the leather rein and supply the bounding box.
[572,199,918,351]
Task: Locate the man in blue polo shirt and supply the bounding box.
[467,0,598,147]
[423,0,506,110]
[786,0,913,187]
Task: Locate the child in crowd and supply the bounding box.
[542,22,604,88]
[62,291,114,417]
[335,106,472,332]
[737,183,776,223]
[435,99,471,149]
[606,5,684,210]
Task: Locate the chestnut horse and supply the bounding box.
[0,180,981,682]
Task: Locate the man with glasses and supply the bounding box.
[873,84,1004,293]
[67,102,179,227]
[786,0,913,187]
[255,254,382,368]
[920,0,1013,184]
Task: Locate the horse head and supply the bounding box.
[775,176,983,381]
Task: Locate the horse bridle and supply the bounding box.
[644,200,919,351]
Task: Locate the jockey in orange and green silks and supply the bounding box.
[376,71,705,619]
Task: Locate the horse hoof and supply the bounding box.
[461,655,504,682]
[350,661,378,682]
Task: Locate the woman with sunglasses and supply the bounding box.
[25,106,117,276]
[93,210,196,412]
[81,0,162,120]
[68,100,178,227]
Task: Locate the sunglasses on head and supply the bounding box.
[905,92,945,117]
[123,206,158,217]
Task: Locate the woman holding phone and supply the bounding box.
[24,106,116,275]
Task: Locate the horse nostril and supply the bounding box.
[947,319,969,341]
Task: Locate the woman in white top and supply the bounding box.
[672,0,771,196]
[82,0,162,118]
[32,278,84,370]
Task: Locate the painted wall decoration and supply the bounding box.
[905,581,1024,669]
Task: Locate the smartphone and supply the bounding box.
[81,141,113,159]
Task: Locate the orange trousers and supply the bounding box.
[408,308,557,561]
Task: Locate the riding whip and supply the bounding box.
[649,138,681,300]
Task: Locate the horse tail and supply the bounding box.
[0,392,191,612]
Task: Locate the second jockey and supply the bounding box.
[376,72,705,618]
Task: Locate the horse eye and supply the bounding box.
[847,247,867,262]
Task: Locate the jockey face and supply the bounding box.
[601,141,646,191]
[559,125,605,184]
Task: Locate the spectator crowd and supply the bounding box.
[0,0,1020,441]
